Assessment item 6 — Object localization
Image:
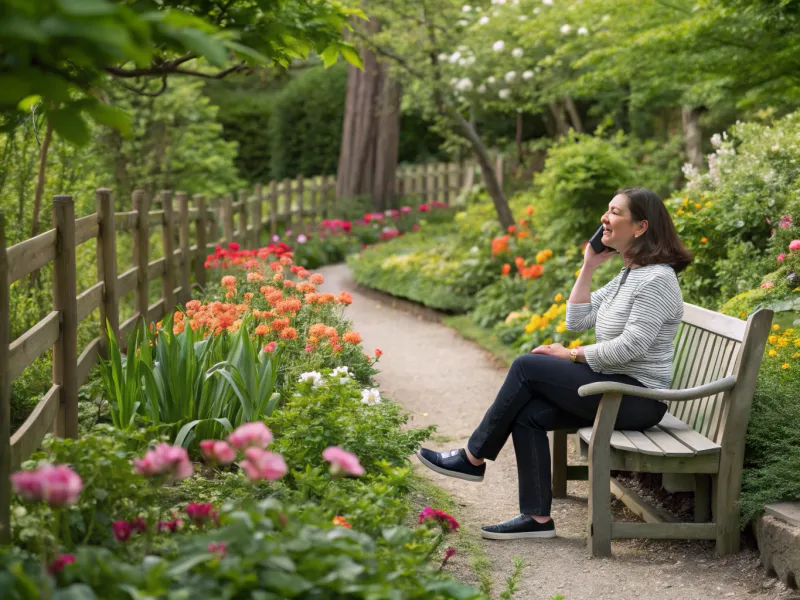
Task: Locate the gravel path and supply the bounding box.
[319,263,796,600]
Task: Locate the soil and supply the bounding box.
[319,263,799,600]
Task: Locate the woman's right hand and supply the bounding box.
[582,242,618,271]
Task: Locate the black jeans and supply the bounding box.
[467,354,667,517]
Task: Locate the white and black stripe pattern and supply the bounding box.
[566,263,683,391]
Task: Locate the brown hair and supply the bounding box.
[617,187,693,273]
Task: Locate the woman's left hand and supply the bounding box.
[530,342,571,360]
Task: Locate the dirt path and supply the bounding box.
[319,263,796,600]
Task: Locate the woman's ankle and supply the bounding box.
[526,514,552,523]
[464,448,485,466]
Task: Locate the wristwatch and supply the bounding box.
[569,347,579,363]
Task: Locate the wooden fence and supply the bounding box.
[0,158,497,542]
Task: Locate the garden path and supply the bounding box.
[318,263,794,600]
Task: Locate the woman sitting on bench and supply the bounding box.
[417,187,693,540]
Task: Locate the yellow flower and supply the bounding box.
[554,293,563,302]
[773,324,780,330]
[542,337,553,345]
[693,203,701,210]
[524,324,535,334]
[568,339,583,349]
[783,363,790,369]
[575,268,581,278]
[786,328,795,335]
[769,335,778,344]
[794,338,800,347]
[682,198,689,207]
[769,349,778,357]
[700,237,707,244]
[556,321,567,333]
[793,352,800,358]
[705,201,712,207]
[676,209,684,215]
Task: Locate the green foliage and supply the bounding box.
[1,499,480,599]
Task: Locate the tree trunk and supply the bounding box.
[563,96,584,133]
[515,111,524,169]
[451,108,514,229]
[30,118,53,239]
[682,106,704,171]
[336,17,400,210]
[550,100,570,137]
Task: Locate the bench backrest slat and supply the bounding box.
[668,304,746,444]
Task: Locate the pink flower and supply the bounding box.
[445,547,457,559]
[780,215,793,229]
[305,344,313,353]
[11,464,83,507]
[761,281,775,289]
[418,506,459,531]
[228,422,273,451]
[400,206,412,214]
[790,240,800,251]
[208,541,227,557]
[133,444,193,481]
[199,440,237,465]
[264,342,277,353]
[240,448,287,481]
[49,554,75,574]
[132,517,147,533]
[778,253,787,262]
[186,502,217,525]
[157,519,183,533]
[322,446,365,477]
[113,520,133,542]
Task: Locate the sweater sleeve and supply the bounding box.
[582,272,681,373]
[565,273,619,332]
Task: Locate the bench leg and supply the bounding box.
[587,393,621,557]
[694,475,711,523]
[550,430,568,499]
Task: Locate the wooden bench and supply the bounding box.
[549,303,773,557]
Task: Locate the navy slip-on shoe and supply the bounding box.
[480,514,556,540]
[416,448,485,482]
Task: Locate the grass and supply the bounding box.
[442,315,519,368]
[409,474,494,598]
[500,556,524,600]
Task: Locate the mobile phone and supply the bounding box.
[588,225,609,254]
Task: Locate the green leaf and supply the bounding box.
[338,44,363,70]
[0,75,32,107]
[54,583,97,600]
[177,29,228,67]
[225,41,269,65]
[50,107,91,146]
[17,95,41,111]
[77,100,131,136]
[165,553,213,577]
[320,46,340,68]
[57,0,116,16]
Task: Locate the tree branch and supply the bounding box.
[114,75,170,97]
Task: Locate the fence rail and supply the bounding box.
[0,157,499,543]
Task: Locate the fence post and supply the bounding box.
[96,188,119,349]
[52,195,78,440]
[194,194,207,290]
[421,164,429,201]
[160,191,176,313]
[296,175,305,233]
[238,190,248,245]
[177,192,191,304]
[444,163,451,205]
[269,181,278,237]
[0,212,10,544]
[134,190,150,323]
[252,184,263,248]
[309,179,318,230]
[320,175,331,219]
[283,179,292,233]
[223,195,234,243]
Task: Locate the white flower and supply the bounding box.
[455,77,473,91]
[577,26,588,35]
[297,234,307,244]
[487,76,496,84]
[492,0,506,5]
[504,70,516,82]
[458,58,467,66]
[298,371,323,388]
[462,4,472,11]
[519,15,528,20]
[560,24,571,34]
[331,366,352,384]
[361,388,382,406]
[492,40,505,52]
[601,14,610,21]
[478,15,490,24]
[499,88,511,99]
[533,7,540,13]
[464,55,476,65]
[457,19,468,26]
[477,84,487,93]
[542,0,553,4]
[710,133,722,148]
[522,70,534,80]
[449,51,462,64]
[512,48,523,59]
[772,144,780,152]
[470,246,479,254]
[437,53,448,62]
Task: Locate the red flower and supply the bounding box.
[113,520,133,542]
[49,554,75,574]
[375,348,383,358]
[418,506,459,531]
[228,242,240,251]
[186,502,217,525]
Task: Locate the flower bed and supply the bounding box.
[0,248,478,598]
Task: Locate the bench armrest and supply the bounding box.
[578,375,736,402]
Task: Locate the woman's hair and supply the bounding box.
[617,186,693,273]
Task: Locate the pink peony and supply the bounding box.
[790,240,800,251]
[133,444,194,481]
[49,554,75,574]
[186,502,217,524]
[199,440,237,465]
[264,342,278,353]
[780,215,793,229]
[322,446,365,477]
[11,464,83,507]
[227,422,273,451]
[112,520,133,542]
[778,253,787,262]
[240,448,287,481]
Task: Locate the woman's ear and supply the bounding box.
[634,220,649,238]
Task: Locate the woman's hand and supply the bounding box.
[582,241,618,272]
[530,342,571,360]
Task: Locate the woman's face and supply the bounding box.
[600,194,647,254]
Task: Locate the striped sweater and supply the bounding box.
[565,263,683,390]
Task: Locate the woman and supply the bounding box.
[417,187,693,540]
